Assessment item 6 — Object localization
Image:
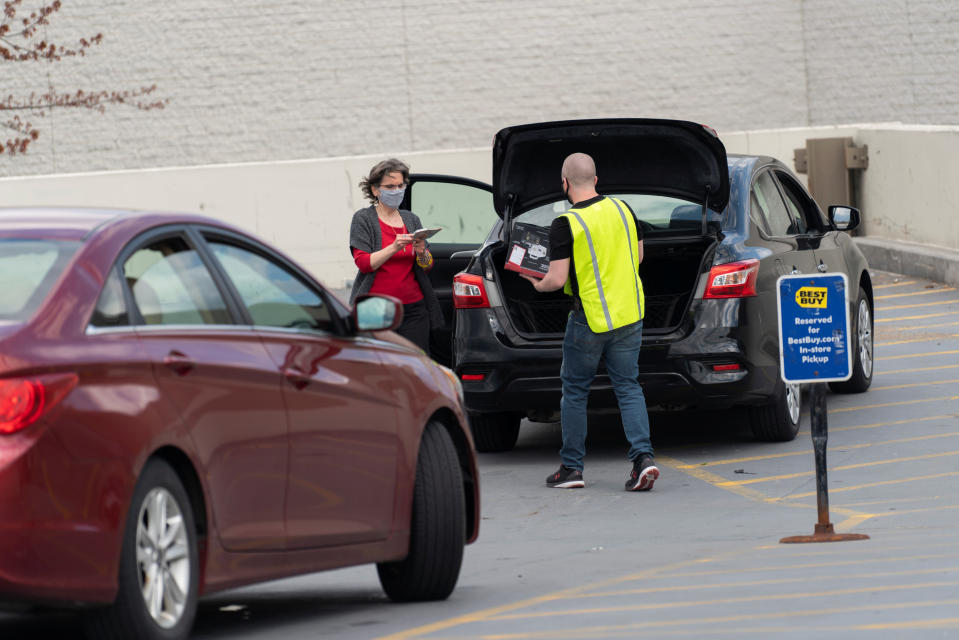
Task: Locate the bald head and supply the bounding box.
[562,153,597,188]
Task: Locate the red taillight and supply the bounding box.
[0,374,78,435]
[703,259,759,299]
[453,273,490,309]
[711,363,742,372]
[461,373,485,381]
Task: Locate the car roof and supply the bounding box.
[0,207,244,241]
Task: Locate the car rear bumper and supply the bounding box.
[454,301,781,415]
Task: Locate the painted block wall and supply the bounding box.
[2,0,957,179]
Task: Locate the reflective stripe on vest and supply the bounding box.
[562,197,645,333]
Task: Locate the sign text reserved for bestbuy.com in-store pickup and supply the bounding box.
[778,275,852,384]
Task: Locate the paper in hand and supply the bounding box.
[413,227,442,240]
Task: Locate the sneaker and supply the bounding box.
[625,456,659,491]
[546,465,585,488]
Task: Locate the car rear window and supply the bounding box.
[514,194,724,235]
[0,238,80,321]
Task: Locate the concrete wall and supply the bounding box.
[0,148,490,289]
[2,0,957,179]
[1,123,956,289]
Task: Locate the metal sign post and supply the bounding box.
[776,273,869,544]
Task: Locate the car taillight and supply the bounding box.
[703,259,759,299]
[711,363,742,372]
[453,273,490,309]
[0,374,78,435]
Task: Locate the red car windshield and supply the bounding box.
[0,238,80,322]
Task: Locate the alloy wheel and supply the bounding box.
[135,487,191,629]
[858,298,873,378]
[786,382,801,424]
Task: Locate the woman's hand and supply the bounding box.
[392,233,414,253]
[412,237,427,257]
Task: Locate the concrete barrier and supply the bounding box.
[1,123,956,288]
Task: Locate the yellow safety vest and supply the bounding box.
[562,197,645,333]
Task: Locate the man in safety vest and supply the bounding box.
[520,152,659,491]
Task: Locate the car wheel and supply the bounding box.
[377,421,465,601]
[468,412,521,452]
[85,459,199,640]
[829,285,873,394]
[748,380,802,442]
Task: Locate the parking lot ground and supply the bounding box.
[373,269,959,640]
[3,270,958,639]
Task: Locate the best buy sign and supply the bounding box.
[777,274,851,383]
[795,286,828,308]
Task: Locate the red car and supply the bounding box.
[0,208,479,640]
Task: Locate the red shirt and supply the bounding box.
[352,219,424,304]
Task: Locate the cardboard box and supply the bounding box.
[504,222,551,278]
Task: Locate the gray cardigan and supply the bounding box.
[348,205,445,330]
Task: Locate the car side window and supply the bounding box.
[123,236,232,325]
[752,171,796,236]
[775,172,818,233]
[409,180,495,244]
[89,268,131,327]
[208,241,333,332]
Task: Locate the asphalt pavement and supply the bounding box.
[3,269,958,639]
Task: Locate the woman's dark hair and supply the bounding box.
[359,158,410,204]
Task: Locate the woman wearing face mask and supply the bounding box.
[348,158,444,354]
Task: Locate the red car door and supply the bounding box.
[123,231,289,551]
[202,238,400,550]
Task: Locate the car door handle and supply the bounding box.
[162,351,195,376]
[283,367,311,390]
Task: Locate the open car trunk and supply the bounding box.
[491,235,717,337]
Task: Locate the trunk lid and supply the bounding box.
[492,119,729,222]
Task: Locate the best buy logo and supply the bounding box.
[796,287,828,308]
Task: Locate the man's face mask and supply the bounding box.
[378,186,406,209]
[562,178,573,205]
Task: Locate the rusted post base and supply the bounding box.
[780,522,870,543]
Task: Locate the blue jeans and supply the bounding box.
[560,309,652,471]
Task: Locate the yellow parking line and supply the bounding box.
[909,320,959,330]
[829,394,959,413]
[675,430,959,469]
[840,496,940,507]
[878,299,959,311]
[880,320,959,333]
[720,451,959,487]
[876,311,959,323]
[874,280,916,289]
[425,601,959,639]
[586,566,959,598]
[858,618,959,631]
[375,552,746,640]
[659,456,869,519]
[877,333,959,346]
[669,551,959,577]
[875,287,956,300]
[488,583,959,622]
[872,378,959,391]
[877,349,959,361]
[788,471,959,498]
[658,455,779,503]
[874,363,959,375]
[804,413,956,434]
[869,503,959,518]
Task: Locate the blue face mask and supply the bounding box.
[378,186,406,209]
